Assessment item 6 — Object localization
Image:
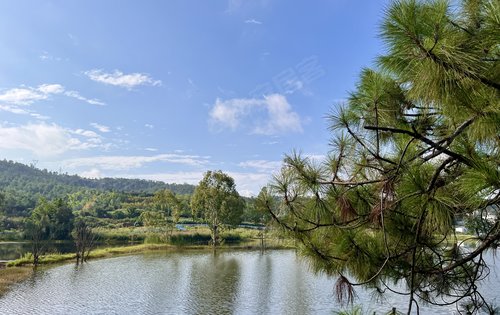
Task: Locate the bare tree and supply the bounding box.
[73,218,96,265]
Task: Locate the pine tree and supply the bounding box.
[263,0,499,313]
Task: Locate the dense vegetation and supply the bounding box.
[0,160,268,248]
[0,159,195,216]
[263,0,499,313]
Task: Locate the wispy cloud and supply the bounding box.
[238,159,281,172]
[64,153,211,170]
[209,94,303,135]
[65,91,105,106]
[0,104,31,115]
[0,104,51,120]
[37,84,65,95]
[90,122,111,133]
[145,124,154,129]
[245,19,262,25]
[68,33,79,46]
[283,79,304,94]
[85,69,162,89]
[39,51,63,62]
[0,84,62,105]
[0,122,106,156]
[0,83,105,120]
[71,129,97,138]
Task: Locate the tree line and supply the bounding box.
[0,159,195,216]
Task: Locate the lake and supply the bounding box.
[0,250,498,314]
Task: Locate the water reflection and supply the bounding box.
[0,250,493,314]
[186,252,240,314]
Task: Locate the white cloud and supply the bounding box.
[0,87,49,105]
[124,171,204,185]
[227,172,271,197]
[209,94,303,135]
[245,19,262,24]
[0,83,104,118]
[0,123,104,156]
[238,160,281,172]
[284,79,304,94]
[65,90,105,106]
[210,98,255,130]
[0,84,65,106]
[72,129,101,138]
[63,153,210,170]
[85,69,161,89]
[0,104,50,120]
[119,171,269,196]
[80,168,102,179]
[39,51,63,62]
[0,104,30,115]
[37,84,65,95]
[90,122,111,133]
[145,148,158,152]
[145,124,154,129]
[304,154,327,162]
[29,113,51,120]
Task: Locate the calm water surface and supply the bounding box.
[0,250,498,314]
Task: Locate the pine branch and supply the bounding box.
[364,125,472,166]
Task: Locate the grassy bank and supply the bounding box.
[7,237,292,268]
[6,243,173,267]
[0,267,33,296]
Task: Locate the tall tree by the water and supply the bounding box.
[191,170,244,247]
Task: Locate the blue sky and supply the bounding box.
[0,0,389,196]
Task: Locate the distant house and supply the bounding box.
[455,226,467,233]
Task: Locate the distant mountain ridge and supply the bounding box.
[0,159,195,195]
[0,159,195,215]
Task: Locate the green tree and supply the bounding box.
[30,198,74,240]
[26,201,51,266]
[266,0,499,313]
[0,191,5,212]
[153,189,182,235]
[51,198,74,240]
[191,170,245,247]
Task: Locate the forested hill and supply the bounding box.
[0,159,195,215]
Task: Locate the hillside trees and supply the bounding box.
[0,159,195,217]
[153,189,182,233]
[265,0,499,313]
[191,171,245,247]
[30,198,74,241]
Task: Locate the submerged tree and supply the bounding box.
[73,218,96,265]
[191,171,244,247]
[265,0,499,313]
[25,217,47,267]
